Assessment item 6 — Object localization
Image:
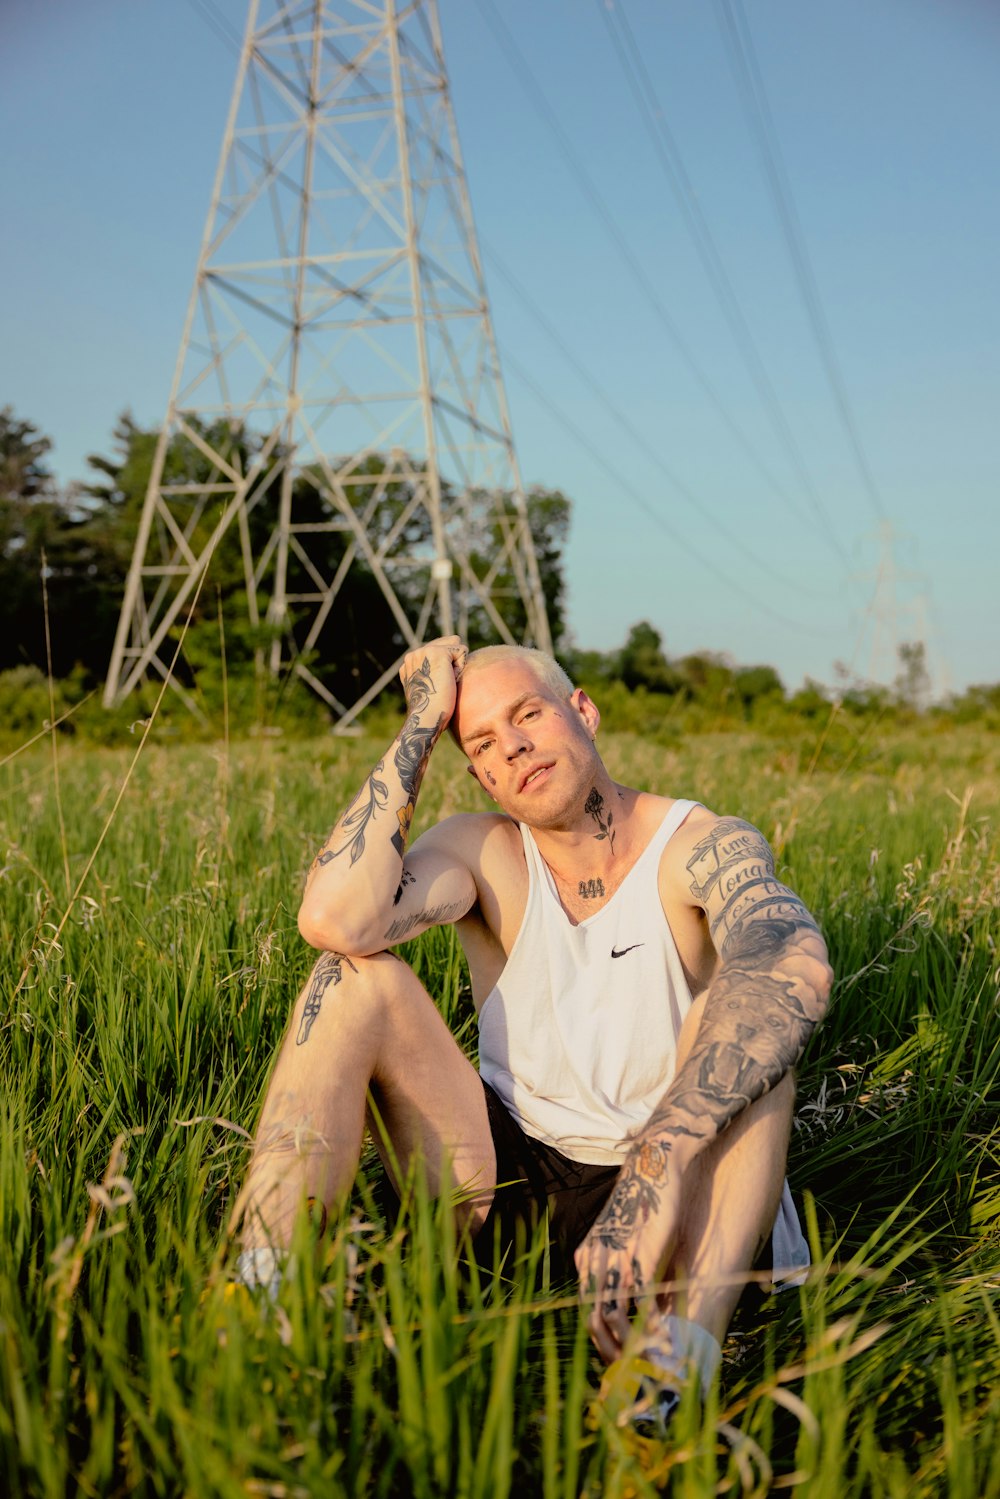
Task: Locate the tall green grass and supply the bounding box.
[1,719,998,1495]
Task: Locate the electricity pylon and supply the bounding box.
[854,520,940,703]
[104,0,551,726]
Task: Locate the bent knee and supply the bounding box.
[291,949,418,1045]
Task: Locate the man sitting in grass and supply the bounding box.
[235,636,832,1433]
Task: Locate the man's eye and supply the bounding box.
[476,741,492,755]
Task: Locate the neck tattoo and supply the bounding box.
[579,877,605,900]
[584,787,616,854]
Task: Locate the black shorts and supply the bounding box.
[475,1080,621,1279]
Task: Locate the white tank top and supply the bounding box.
[478,798,699,1165]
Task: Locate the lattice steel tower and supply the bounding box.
[104,0,551,725]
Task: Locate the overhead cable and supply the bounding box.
[601,0,850,567]
[500,344,830,639]
[714,0,886,521]
[484,242,834,601]
[476,0,835,544]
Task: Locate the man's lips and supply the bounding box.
[518,763,554,793]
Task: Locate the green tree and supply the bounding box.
[0,407,119,677]
[894,641,931,711]
[460,486,570,651]
[618,621,680,694]
[733,663,785,714]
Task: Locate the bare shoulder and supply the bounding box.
[412,810,526,955]
[412,810,521,869]
[661,805,769,893]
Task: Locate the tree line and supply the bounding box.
[2,403,996,739]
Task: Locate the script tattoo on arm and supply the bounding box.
[584,787,616,853]
[296,951,358,1046]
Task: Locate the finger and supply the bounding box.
[601,1298,633,1355]
[587,1305,621,1364]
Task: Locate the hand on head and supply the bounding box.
[399,636,468,723]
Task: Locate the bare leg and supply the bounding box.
[238,951,495,1250]
[654,993,796,1344]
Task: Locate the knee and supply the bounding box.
[291,949,413,1047]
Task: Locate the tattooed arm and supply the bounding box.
[297,636,478,955]
[576,813,833,1358]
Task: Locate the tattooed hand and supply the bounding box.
[399,636,468,724]
[575,1146,683,1362]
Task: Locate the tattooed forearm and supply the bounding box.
[401,655,435,715]
[384,898,468,943]
[296,951,358,1045]
[589,1164,664,1252]
[394,713,443,799]
[584,787,616,853]
[632,951,827,1179]
[313,760,388,869]
[390,712,445,859]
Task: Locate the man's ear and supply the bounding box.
[570,687,600,739]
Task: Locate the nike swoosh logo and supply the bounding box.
[610,944,645,959]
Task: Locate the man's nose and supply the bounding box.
[501,727,531,760]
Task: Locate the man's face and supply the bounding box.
[453,659,600,826]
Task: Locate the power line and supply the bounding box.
[499,343,830,639]
[179,0,831,639]
[475,0,837,545]
[600,0,850,568]
[484,241,834,601]
[181,0,244,58]
[714,0,887,522]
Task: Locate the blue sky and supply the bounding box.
[4,0,998,693]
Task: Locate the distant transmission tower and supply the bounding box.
[855,520,941,701]
[104,0,550,725]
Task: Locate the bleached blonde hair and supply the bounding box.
[449,644,574,746]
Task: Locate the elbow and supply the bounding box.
[804,947,835,1026]
[297,898,377,957]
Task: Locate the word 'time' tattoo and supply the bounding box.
[296,952,358,1046]
[579,878,605,900]
[584,787,616,853]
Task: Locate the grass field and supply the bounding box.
[1,712,998,1496]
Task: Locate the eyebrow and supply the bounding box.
[459,690,543,748]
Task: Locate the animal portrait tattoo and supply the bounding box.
[584,787,616,853]
[296,952,358,1046]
